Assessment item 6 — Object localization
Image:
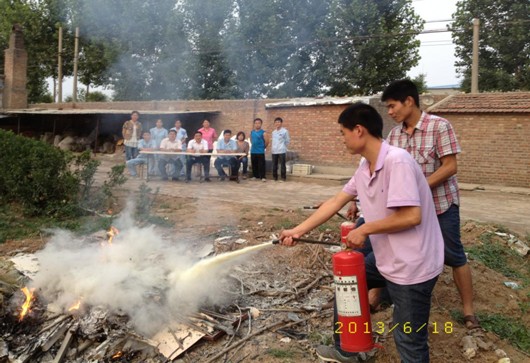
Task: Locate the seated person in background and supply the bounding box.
[126,131,157,177]
[158,129,185,181]
[186,131,211,182]
[235,131,249,179]
[215,129,239,181]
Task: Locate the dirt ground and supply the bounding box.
[1,154,529,362]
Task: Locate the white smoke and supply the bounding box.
[30,209,243,336]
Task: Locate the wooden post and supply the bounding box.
[58,26,63,103]
[73,27,79,102]
[471,18,480,94]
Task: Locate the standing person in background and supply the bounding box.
[271,117,290,182]
[198,119,217,179]
[122,111,142,161]
[235,131,250,179]
[170,119,188,149]
[149,119,168,175]
[250,118,269,182]
[382,79,479,329]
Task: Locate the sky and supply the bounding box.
[52,0,461,99]
[408,0,460,87]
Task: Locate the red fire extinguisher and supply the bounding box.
[333,249,374,353]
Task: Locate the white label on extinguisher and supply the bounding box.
[334,275,362,317]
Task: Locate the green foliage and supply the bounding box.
[135,183,158,220]
[478,313,530,353]
[452,0,530,92]
[266,348,296,359]
[0,129,81,216]
[2,0,425,100]
[412,74,428,94]
[466,232,528,282]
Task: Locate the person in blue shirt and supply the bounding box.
[250,118,269,181]
[271,117,291,182]
[149,119,168,175]
[126,131,157,177]
[214,129,239,181]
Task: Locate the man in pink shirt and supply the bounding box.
[280,103,443,362]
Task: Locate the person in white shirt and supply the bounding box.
[158,130,185,181]
[271,117,291,182]
[186,131,211,182]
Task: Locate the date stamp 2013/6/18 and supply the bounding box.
[335,321,454,335]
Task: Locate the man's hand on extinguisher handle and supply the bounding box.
[345,225,368,249]
[278,229,300,246]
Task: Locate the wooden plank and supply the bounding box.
[52,328,75,363]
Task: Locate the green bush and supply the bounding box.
[0,129,83,216]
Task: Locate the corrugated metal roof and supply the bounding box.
[428,92,530,113]
[265,96,371,108]
[1,108,220,115]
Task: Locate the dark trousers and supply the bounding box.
[214,157,238,178]
[186,155,209,179]
[251,153,266,179]
[272,153,287,180]
[237,156,248,175]
[159,157,184,178]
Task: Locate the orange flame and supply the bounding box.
[112,351,123,359]
[19,287,35,321]
[68,299,82,312]
[105,226,119,245]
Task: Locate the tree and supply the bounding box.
[452,0,530,92]
[318,0,423,96]
[0,0,74,103]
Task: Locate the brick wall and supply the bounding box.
[439,113,529,188]
[28,98,529,188]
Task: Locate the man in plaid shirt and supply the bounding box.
[382,79,479,330]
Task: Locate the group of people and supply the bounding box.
[280,79,477,363]
[122,114,291,183]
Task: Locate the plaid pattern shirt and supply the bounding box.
[387,112,461,215]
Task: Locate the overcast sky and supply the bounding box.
[408,0,460,87]
[53,0,461,98]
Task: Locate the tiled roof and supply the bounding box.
[428,92,530,113]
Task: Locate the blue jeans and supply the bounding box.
[334,253,438,362]
[125,145,138,161]
[214,157,238,177]
[159,156,185,178]
[126,157,147,176]
[237,156,248,175]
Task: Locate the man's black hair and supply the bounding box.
[274,117,283,123]
[168,129,177,134]
[195,131,203,136]
[381,79,420,107]
[223,129,232,135]
[338,102,383,139]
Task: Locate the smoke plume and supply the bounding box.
[30,209,241,336]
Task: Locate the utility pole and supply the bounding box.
[471,18,480,94]
[73,27,79,102]
[57,26,63,103]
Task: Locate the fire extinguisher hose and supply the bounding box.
[272,237,341,246]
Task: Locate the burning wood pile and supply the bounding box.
[0,223,261,362]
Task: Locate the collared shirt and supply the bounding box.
[170,127,188,143]
[198,127,217,149]
[342,141,444,285]
[216,138,237,159]
[150,127,168,148]
[387,112,461,215]
[188,139,208,152]
[160,137,182,151]
[271,127,290,154]
[137,139,157,159]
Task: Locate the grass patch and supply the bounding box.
[465,232,528,282]
[266,348,296,358]
[478,313,530,353]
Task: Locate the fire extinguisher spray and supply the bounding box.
[333,248,374,353]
